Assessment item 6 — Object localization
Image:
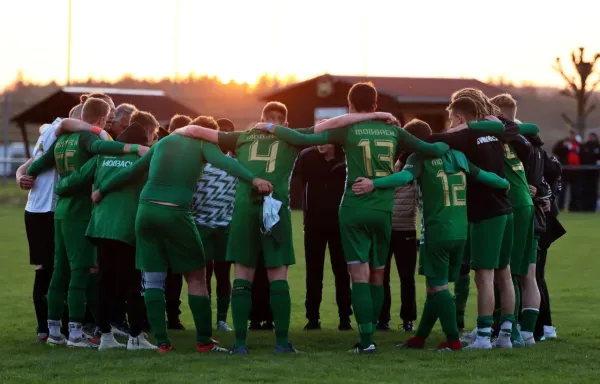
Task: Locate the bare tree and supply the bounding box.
[553,47,600,136]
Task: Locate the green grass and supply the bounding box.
[0,184,598,383]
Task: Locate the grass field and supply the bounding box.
[0,183,599,383]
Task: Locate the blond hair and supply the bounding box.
[451,88,500,120]
[490,93,517,120]
[81,98,110,124]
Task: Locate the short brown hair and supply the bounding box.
[130,110,160,131]
[216,118,235,132]
[81,98,110,123]
[490,93,517,120]
[447,97,478,122]
[115,103,137,119]
[403,119,432,140]
[261,102,288,121]
[348,82,377,112]
[190,115,219,131]
[69,103,83,119]
[168,114,192,132]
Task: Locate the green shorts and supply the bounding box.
[470,213,513,270]
[135,201,205,273]
[226,203,294,268]
[418,239,466,287]
[510,206,536,276]
[339,206,391,269]
[54,219,96,270]
[197,225,230,262]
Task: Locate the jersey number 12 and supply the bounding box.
[436,170,466,207]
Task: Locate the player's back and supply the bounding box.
[53,132,97,219]
[419,150,468,242]
[233,129,300,207]
[341,120,399,212]
[458,130,511,222]
[503,143,533,207]
[140,134,207,207]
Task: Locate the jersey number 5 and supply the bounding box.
[249,140,279,173]
[358,139,395,177]
[436,170,466,207]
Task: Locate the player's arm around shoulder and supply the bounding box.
[352,154,421,195]
[26,141,57,177]
[54,156,98,197]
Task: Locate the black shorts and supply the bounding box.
[24,211,55,268]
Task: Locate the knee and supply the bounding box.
[142,272,167,292]
[267,266,288,282]
[369,268,385,286]
[348,263,369,283]
[68,268,90,290]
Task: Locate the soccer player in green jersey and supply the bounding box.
[351,119,509,351]
[53,111,161,352]
[173,102,398,354]
[93,116,272,354]
[25,98,148,348]
[252,83,449,353]
[491,94,541,346]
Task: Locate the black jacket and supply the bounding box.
[294,147,346,226]
[524,134,552,233]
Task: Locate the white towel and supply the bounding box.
[262,193,282,233]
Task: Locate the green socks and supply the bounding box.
[493,283,501,326]
[352,282,374,348]
[370,284,384,326]
[476,315,494,337]
[47,274,66,322]
[217,295,231,323]
[144,288,170,345]
[454,273,470,325]
[433,290,459,342]
[67,268,90,323]
[189,295,212,343]
[415,294,438,339]
[231,279,252,347]
[520,308,539,333]
[270,280,291,346]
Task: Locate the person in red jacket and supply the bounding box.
[552,129,581,211]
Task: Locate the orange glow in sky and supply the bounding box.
[1,0,599,88]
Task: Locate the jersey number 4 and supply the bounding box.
[436,170,466,207]
[249,140,279,173]
[358,139,395,177]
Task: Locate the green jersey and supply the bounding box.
[404,151,470,242]
[270,122,448,212]
[99,134,256,207]
[503,143,533,207]
[27,131,128,220]
[372,150,510,243]
[54,153,145,247]
[217,128,314,207]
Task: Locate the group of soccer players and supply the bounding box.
[18,80,557,354]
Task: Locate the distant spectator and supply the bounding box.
[552,129,581,211]
[111,103,137,138]
[579,131,600,212]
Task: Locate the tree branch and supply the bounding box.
[553,58,579,92]
[561,113,575,127]
[585,104,597,118]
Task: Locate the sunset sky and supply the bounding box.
[1,0,599,89]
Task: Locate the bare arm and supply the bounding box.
[16,158,35,190]
[314,112,398,133]
[57,118,112,140]
[172,126,219,144]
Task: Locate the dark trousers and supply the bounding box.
[250,254,272,323]
[96,239,145,337]
[558,170,582,211]
[165,270,183,321]
[206,261,232,298]
[379,230,418,323]
[535,247,552,339]
[304,222,352,321]
[581,171,599,212]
